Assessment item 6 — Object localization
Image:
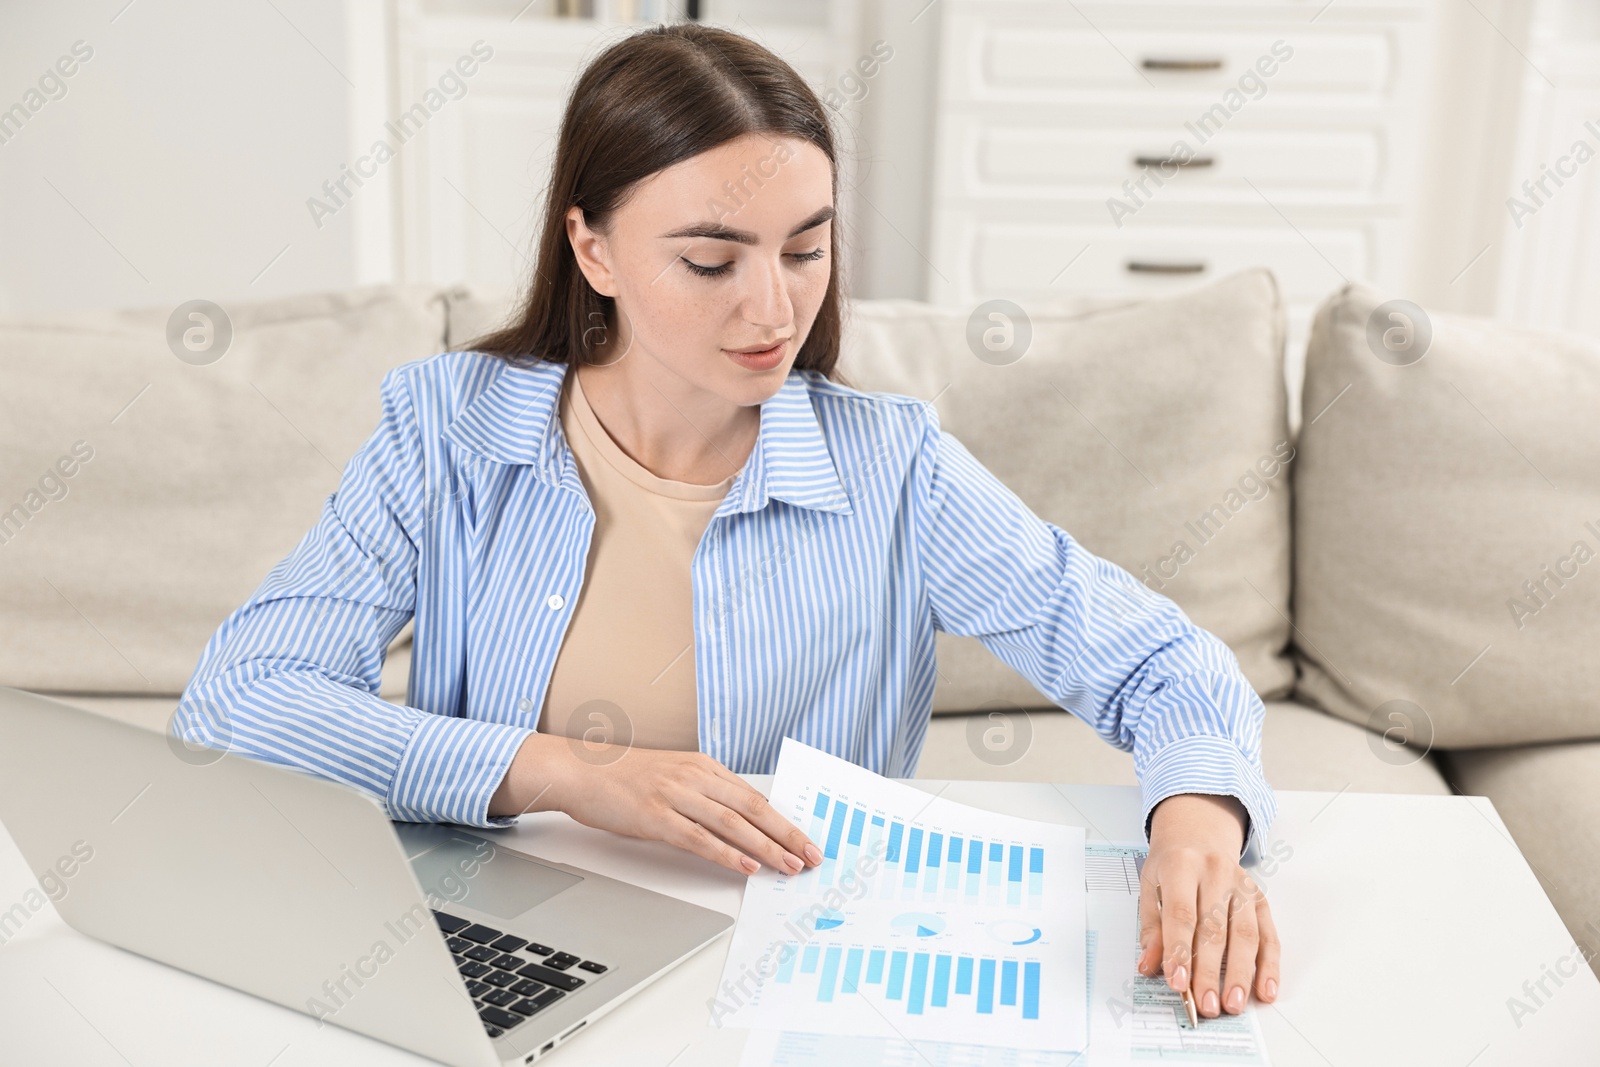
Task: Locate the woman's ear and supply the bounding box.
[566,205,618,297]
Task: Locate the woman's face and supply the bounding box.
[566,133,834,407]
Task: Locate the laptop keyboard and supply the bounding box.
[433,910,610,1038]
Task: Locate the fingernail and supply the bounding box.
[782,852,803,874]
[1227,986,1245,1012]
[1265,978,1278,1000]
[803,844,822,866]
[1172,965,1187,992]
[740,856,759,874]
[1203,990,1219,1016]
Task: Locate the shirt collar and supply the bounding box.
[442,357,853,517]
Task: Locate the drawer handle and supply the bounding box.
[1132,154,1215,170]
[1125,260,1207,275]
[1141,57,1225,71]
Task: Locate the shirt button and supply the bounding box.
[547,594,565,610]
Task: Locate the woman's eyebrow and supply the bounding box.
[659,204,834,246]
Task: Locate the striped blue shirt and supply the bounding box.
[176,351,1274,851]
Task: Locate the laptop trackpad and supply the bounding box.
[409,831,582,921]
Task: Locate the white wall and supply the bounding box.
[0,0,361,316]
[1493,0,1600,337]
[1407,0,1534,315]
[852,0,940,300]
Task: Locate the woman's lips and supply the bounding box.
[724,339,787,370]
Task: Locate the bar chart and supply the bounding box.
[804,788,1047,909]
[718,739,1087,1051]
[771,940,1044,1020]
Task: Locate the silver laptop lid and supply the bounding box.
[0,687,499,1067]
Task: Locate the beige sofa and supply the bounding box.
[3,271,1595,968]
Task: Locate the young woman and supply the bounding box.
[178,24,1279,1019]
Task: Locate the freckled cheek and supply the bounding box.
[789,270,830,331]
[633,276,738,355]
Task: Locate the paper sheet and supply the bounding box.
[712,739,1088,1052]
[736,841,1271,1066]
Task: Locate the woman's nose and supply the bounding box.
[740,255,794,329]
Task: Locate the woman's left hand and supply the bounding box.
[1137,793,1281,1018]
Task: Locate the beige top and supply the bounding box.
[536,366,736,752]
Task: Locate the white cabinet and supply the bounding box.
[387,0,865,295]
[926,0,1439,430]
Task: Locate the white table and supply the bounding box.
[2,780,1597,1065]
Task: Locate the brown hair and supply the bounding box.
[464,23,850,383]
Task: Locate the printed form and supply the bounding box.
[713,739,1088,1053]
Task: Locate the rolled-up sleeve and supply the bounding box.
[908,402,1275,857]
[174,365,532,828]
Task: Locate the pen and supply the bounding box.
[1154,883,1199,1029]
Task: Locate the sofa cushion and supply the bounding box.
[841,269,1296,711]
[69,690,1451,816]
[445,286,519,352]
[48,640,414,740]
[0,287,448,695]
[1445,744,1600,976]
[1293,283,1600,746]
[916,701,1453,799]
[47,694,183,736]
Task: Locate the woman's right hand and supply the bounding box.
[488,732,824,877]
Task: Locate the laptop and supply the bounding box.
[0,686,733,1066]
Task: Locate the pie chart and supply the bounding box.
[793,906,846,931]
[891,912,946,938]
[986,919,1043,945]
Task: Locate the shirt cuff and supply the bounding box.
[388,712,534,828]
[1138,734,1277,860]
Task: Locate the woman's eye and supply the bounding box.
[681,258,732,278]
[680,248,827,279]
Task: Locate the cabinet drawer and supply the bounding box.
[944,119,1389,201]
[930,216,1395,306]
[944,19,1403,103]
